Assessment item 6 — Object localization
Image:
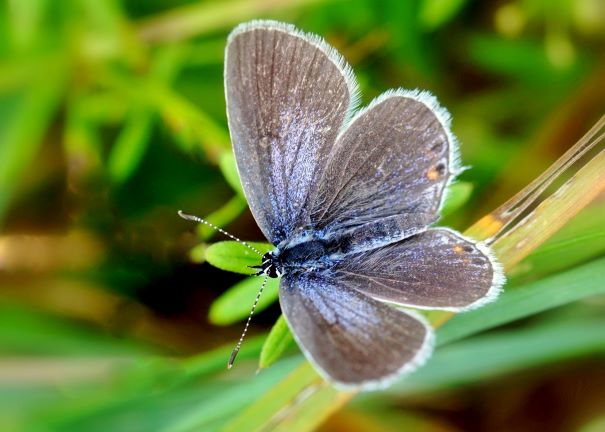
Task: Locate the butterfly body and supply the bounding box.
[257,232,338,278]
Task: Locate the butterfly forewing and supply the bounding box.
[225,21,357,244]
[309,92,458,250]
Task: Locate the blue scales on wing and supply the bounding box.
[280,271,432,389]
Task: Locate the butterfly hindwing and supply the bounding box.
[334,228,504,311]
[279,271,434,390]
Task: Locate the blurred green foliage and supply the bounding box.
[1,0,605,431]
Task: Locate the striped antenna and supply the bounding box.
[178,210,268,368]
[228,275,269,369]
[178,210,263,256]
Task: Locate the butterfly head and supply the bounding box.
[253,251,283,278]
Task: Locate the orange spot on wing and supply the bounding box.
[427,168,439,180]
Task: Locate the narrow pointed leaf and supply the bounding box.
[208,276,279,325]
[441,181,473,216]
[259,315,296,369]
[196,195,248,241]
[205,240,272,274]
[108,106,153,184]
[219,151,244,196]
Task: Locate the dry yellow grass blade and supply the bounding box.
[467,115,605,245]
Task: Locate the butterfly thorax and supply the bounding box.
[258,234,342,278]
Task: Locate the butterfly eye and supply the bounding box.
[262,252,273,264]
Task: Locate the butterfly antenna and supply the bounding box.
[228,275,268,369]
[178,210,263,256]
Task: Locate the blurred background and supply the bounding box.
[1,0,605,431]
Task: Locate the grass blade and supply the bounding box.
[495,147,605,268]
[259,315,296,370]
[0,60,65,221]
[136,0,332,43]
[385,317,605,396]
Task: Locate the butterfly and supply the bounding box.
[219,20,504,390]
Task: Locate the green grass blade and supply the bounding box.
[0,302,153,355]
[514,201,605,277]
[259,315,296,369]
[136,0,333,43]
[218,151,244,196]
[418,0,468,30]
[108,106,154,184]
[440,181,473,216]
[180,335,266,380]
[160,357,303,432]
[495,147,605,269]
[385,317,605,396]
[29,357,302,432]
[222,362,344,432]
[0,60,65,221]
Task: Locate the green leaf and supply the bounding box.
[0,59,65,221]
[418,0,468,31]
[441,181,473,216]
[107,106,153,184]
[219,151,244,196]
[208,276,280,325]
[467,34,580,85]
[437,256,605,346]
[259,315,296,369]
[205,240,272,274]
[196,195,248,241]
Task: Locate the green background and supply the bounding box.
[1,0,605,430]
